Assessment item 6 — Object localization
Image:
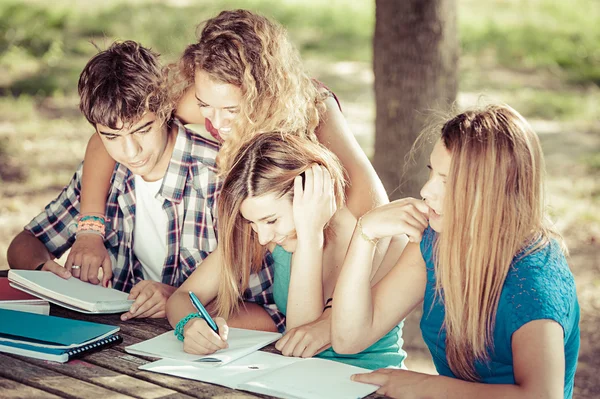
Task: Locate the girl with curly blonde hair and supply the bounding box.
[69,10,389,330]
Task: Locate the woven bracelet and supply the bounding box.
[174,312,203,341]
[76,215,106,238]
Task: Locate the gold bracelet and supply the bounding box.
[357,217,379,246]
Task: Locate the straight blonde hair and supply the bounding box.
[214,132,346,319]
[434,104,565,381]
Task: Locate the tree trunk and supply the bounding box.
[373,0,458,199]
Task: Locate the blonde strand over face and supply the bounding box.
[432,104,565,381]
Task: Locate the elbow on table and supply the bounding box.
[331,331,365,355]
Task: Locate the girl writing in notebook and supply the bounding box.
[166,133,408,370]
[65,9,387,293]
[331,105,580,398]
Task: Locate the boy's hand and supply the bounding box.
[65,234,113,287]
[121,281,177,320]
[183,317,229,355]
[39,260,72,279]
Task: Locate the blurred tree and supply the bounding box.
[373,0,458,199]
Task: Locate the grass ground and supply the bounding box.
[0,1,598,397]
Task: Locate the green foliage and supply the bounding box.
[460,0,600,85]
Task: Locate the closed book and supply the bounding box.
[0,308,122,363]
[0,277,49,315]
[8,270,133,314]
[0,334,122,363]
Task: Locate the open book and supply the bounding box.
[125,328,281,366]
[0,308,122,363]
[140,351,378,399]
[8,270,133,314]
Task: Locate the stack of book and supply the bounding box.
[0,308,122,363]
[0,277,49,315]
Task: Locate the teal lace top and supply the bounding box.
[419,226,580,398]
[271,245,407,370]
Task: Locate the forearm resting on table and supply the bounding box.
[415,375,556,399]
[226,302,278,332]
[7,230,53,270]
[331,229,379,353]
[286,239,325,330]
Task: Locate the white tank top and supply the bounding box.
[133,175,168,282]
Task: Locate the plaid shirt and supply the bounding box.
[25,120,286,332]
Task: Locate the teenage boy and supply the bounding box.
[7,41,281,329]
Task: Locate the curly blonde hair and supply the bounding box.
[162,9,327,174]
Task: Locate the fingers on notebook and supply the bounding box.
[183,318,229,354]
[123,282,169,320]
[101,257,113,288]
[42,260,71,279]
[216,318,229,341]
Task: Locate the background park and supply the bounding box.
[0,0,598,397]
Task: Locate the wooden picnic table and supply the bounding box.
[0,272,384,399]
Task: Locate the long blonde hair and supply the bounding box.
[214,132,346,319]
[434,104,564,381]
[166,9,327,174]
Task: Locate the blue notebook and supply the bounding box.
[0,308,122,363]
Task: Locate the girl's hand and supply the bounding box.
[65,233,113,287]
[182,317,229,355]
[292,164,336,243]
[360,198,430,243]
[275,315,332,358]
[352,369,433,399]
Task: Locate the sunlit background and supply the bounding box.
[0,1,598,397]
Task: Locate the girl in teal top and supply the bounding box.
[174,132,408,369]
[271,245,406,369]
[332,104,580,398]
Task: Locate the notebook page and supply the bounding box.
[125,328,282,365]
[139,351,300,389]
[238,357,379,399]
[8,270,133,313]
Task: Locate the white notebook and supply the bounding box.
[8,270,133,314]
[125,328,281,366]
[140,351,378,399]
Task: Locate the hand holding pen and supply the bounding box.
[182,291,229,355]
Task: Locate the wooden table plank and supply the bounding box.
[0,376,64,399]
[0,354,136,399]
[0,286,384,399]
[81,349,264,399]
[3,351,194,399]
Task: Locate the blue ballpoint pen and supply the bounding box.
[188,291,219,334]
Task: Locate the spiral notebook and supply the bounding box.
[8,270,133,314]
[0,308,122,363]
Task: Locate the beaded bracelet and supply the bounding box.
[76,215,106,239]
[174,312,204,341]
[357,217,379,246]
